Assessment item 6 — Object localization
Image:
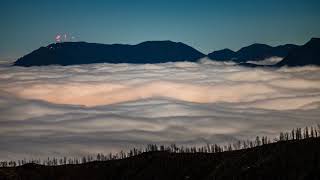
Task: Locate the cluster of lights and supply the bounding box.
[55,34,75,43]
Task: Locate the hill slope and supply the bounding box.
[276,38,320,66]
[14,41,205,66]
[1,138,319,180]
[208,44,298,62]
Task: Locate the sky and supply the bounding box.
[1,0,320,61]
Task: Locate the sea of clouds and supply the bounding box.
[0,58,320,160]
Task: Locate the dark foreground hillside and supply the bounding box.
[1,138,320,180]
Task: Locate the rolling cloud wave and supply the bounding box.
[0,58,320,160]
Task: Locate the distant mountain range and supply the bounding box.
[208,44,299,62]
[14,41,205,66]
[14,38,320,67]
[275,38,320,67]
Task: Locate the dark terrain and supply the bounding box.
[14,41,205,66]
[276,38,320,66]
[13,38,320,67]
[208,43,298,62]
[1,137,320,180]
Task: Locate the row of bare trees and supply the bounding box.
[1,124,320,167]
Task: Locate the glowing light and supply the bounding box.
[55,34,61,42]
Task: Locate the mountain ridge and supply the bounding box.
[208,43,299,62]
[14,41,206,66]
[275,37,320,66]
[13,38,320,67]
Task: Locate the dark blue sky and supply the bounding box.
[1,0,320,60]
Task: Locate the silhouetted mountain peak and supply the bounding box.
[14,41,205,66]
[276,38,320,67]
[276,44,298,48]
[310,37,320,42]
[208,43,299,62]
[137,40,175,45]
[219,48,235,53]
[304,37,320,47]
[241,43,272,49]
[207,48,236,61]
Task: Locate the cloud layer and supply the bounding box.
[0,58,320,160]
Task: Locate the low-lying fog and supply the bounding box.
[0,58,320,160]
